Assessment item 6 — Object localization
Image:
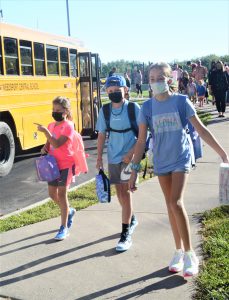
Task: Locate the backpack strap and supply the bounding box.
[102,103,111,132]
[102,101,138,136]
[142,99,154,138]
[127,102,138,137]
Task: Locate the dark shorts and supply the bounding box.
[108,162,132,184]
[48,165,74,187]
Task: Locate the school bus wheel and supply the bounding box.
[0,122,15,177]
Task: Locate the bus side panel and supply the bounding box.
[0,77,79,150]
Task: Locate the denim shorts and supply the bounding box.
[155,168,190,177]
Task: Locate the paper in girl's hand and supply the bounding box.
[219,163,229,204]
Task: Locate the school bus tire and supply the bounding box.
[0,122,15,177]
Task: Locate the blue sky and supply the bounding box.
[0,0,228,63]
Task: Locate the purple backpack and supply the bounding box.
[35,155,60,182]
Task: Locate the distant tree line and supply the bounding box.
[100,54,229,83]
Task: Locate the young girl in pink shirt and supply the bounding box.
[35,97,76,241]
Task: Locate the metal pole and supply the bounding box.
[66,0,71,36]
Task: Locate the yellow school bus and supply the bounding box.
[0,22,101,177]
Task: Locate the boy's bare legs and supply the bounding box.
[115,183,132,224]
[115,183,133,251]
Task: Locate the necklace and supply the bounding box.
[111,102,124,116]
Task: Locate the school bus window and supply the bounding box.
[91,56,96,77]
[70,49,77,77]
[34,42,45,76]
[20,40,33,75]
[46,44,59,75]
[4,37,19,75]
[0,38,3,75]
[60,47,69,76]
[80,55,89,77]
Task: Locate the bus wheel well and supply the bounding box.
[0,112,21,153]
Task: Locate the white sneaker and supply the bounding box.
[116,232,132,252]
[169,249,184,273]
[183,251,199,277]
[129,216,138,235]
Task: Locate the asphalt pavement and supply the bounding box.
[0,105,228,300]
[0,138,107,216]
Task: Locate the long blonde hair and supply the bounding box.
[52,96,73,120]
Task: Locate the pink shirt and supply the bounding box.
[48,121,75,170]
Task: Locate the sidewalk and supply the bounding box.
[0,106,228,300]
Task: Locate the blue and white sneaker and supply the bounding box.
[54,225,69,241]
[129,215,138,235]
[116,232,132,252]
[67,207,76,229]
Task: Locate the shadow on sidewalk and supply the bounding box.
[77,268,187,300]
[0,229,57,250]
[208,116,229,125]
[0,233,119,285]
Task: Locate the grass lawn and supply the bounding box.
[195,205,229,300]
[0,168,151,233]
[0,181,98,232]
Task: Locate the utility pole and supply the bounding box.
[0,9,3,21]
[66,0,71,36]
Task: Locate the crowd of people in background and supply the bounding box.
[108,58,229,117]
[172,59,229,117]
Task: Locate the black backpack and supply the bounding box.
[102,102,150,163]
[102,102,138,137]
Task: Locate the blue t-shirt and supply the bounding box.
[139,94,196,174]
[196,84,206,97]
[96,100,140,164]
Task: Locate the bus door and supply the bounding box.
[91,53,102,127]
[78,52,94,137]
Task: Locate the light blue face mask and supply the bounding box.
[150,81,169,95]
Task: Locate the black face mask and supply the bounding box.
[108,91,123,103]
[52,112,64,122]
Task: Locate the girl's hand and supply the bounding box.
[96,158,103,170]
[34,123,47,133]
[129,171,138,193]
[222,154,229,163]
[41,145,48,155]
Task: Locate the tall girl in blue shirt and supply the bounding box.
[129,62,228,277]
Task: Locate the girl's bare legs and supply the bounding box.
[158,174,182,250]
[158,172,192,251]
[115,183,132,224]
[58,186,69,228]
[48,185,69,227]
[48,185,60,206]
